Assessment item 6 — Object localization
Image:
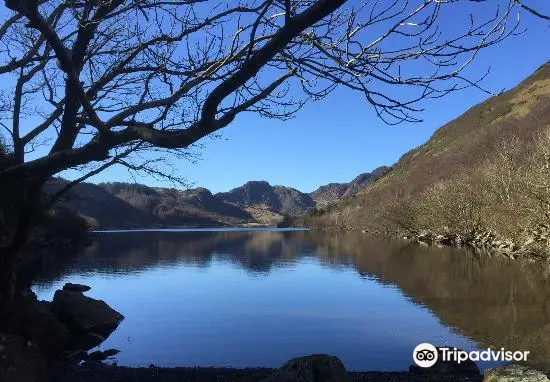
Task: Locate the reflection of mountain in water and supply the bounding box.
[30,231,550,367]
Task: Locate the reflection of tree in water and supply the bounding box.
[29,230,550,367]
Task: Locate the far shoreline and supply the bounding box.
[91,227,310,233]
[57,363,485,382]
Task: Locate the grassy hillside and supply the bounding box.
[309,166,391,208]
[299,63,550,257]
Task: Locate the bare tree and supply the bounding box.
[0,0,539,303]
[521,130,550,245]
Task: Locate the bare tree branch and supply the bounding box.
[0,0,544,260]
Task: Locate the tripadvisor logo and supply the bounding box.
[413,343,530,368]
[413,343,439,368]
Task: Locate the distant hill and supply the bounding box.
[101,183,253,227]
[298,62,550,252]
[46,181,255,228]
[44,179,149,228]
[309,166,391,208]
[49,177,368,228]
[216,181,315,225]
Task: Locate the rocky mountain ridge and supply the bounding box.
[48,166,390,229]
[309,166,391,208]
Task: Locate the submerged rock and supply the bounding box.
[63,283,91,293]
[262,354,349,382]
[52,290,124,342]
[484,365,550,382]
[87,349,120,362]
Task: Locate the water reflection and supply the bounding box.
[31,230,550,370]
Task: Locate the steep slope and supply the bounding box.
[44,179,149,228]
[216,181,315,225]
[300,63,550,245]
[310,166,391,208]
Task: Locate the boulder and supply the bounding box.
[484,365,550,382]
[436,235,453,246]
[8,290,72,358]
[15,300,72,357]
[0,334,47,382]
[417,230,432,243]
[262,354,350,382]
[63,283,91,293]
[523,238,535,247]
[52,290,124,341]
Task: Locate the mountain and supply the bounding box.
[298,62,550,248]
[101,183,252,226]
[309,166,391,208]
[216,181,315,225]
[46,181,253,228]
[48,179,320,229]
[44,179,149,228]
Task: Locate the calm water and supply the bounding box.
[31,229,550,371]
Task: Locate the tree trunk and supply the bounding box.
[0,173,44,323]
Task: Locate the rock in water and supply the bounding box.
[484,365,550,382]
[52,290,124,339]
[86,348,120,362]
[62,283,91,293]
[262,354,349,382]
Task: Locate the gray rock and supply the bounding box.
[52,290,124,339]
[523,238,535,246]
[262,354,349,382]
[484,365,550,382]
[63,283,91,293]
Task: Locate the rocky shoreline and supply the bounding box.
[397,224,550,260]
[52,364,485,382]
[47,353,486,382]
[46,357,550,382]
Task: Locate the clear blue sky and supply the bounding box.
[7,2,549,194]
[144,26,549,194]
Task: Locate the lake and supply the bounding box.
[31,229,550,371]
